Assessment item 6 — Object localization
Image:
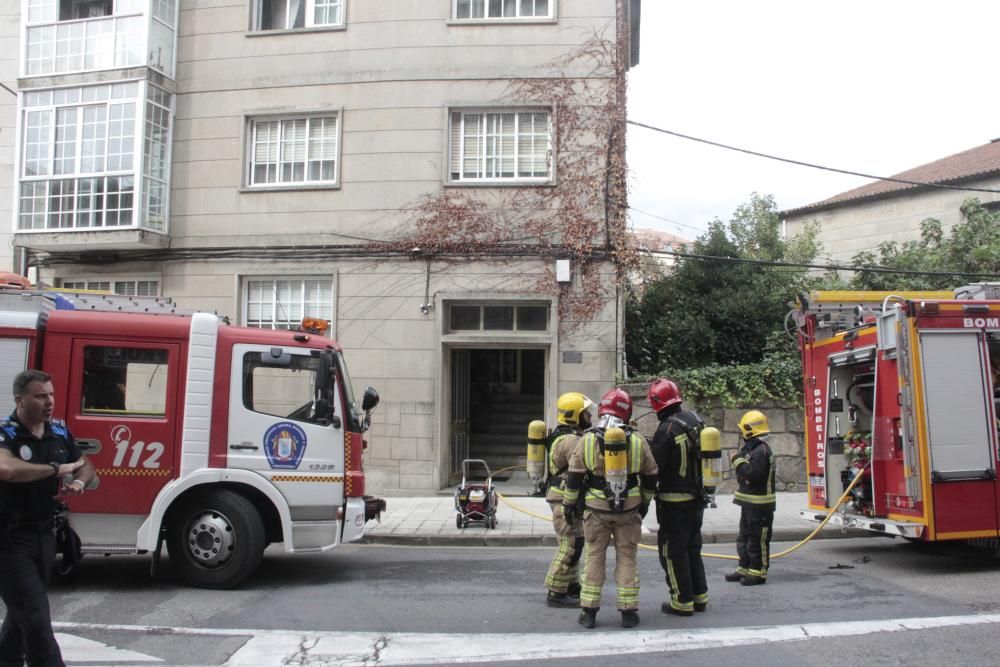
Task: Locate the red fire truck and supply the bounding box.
[0,287,384,588]
[794,284,1000,550]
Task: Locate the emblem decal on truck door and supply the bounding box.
[263,422,307,469]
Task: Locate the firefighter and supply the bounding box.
[725,409,776,586]
[647,378,709,616]
[0,369,95,667]
[562,392,658,629]
[543,392,593,607]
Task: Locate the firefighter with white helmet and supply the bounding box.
[647,378,711,616]
[542,392,592,607]
[725,409,776,586]
[561,389,658,629]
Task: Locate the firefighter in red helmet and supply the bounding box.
[648,378,710,616]
[562,388,658,629]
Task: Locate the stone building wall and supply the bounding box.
[621,384,805,493]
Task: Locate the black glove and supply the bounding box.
[639,503,649,519]
[562,504,577,526]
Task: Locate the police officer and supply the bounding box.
[562,389,657,629]
[725,409,776,586]
[647,378,709,616]
[543,392,593,607]
[0,369,95,666]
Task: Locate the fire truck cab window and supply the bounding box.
[82,346,169,416]
[243,351,332,424]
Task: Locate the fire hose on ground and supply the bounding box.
[494,462,871,560]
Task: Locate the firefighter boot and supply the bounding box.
[567,581,581,597]
[621,610,640,628]
[724,571,743,582]
[741,575,766,586]
[661,602,693,617]
[547,591,579,608]
[578,607,598,629]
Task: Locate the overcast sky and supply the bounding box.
[626,0,1000,241]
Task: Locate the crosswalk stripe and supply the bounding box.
[56,614,1000,665]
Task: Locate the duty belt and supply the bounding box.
[5,515,55,532]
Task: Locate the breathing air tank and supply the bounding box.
[700,426,722,495]
[526,420,548,485]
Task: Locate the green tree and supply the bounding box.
[626,193,821,375]
[849,198,1000,290]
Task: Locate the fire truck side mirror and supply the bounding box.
[361,386,380,412]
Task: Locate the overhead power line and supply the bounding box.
[647,248,1000,280]
[626,120,1000,195]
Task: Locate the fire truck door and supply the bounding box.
[918,331,999,538]
[226,345,346,507]
[63,340,181,518]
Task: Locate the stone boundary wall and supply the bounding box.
[620,384,805,493]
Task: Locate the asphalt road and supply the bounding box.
[12,536,1000,664]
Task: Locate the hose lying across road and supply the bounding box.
[494,463,870,561]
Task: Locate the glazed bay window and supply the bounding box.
[249,115,338,186]
[254,0,344,30]
[454,0,551,19]
[18,82,172,232]
[449,110,551,183]
[245,278,333,331]
[61,279,159,296]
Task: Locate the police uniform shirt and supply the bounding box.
[0,414,82,521]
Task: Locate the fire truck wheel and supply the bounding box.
[167,489,266,589]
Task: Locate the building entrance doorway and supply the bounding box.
[448,348,545,479]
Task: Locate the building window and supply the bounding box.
[25,0,144,76]
[449,110,551,183]
[18,82,171,232]
[253,0,344,30]
[244,278,333,331]
[447,304,548,332]
[60,278,159,296]
[248,115,338,187]
[453,0,551,19]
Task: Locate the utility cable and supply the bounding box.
[627,120,1000,195]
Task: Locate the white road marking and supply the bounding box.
[54,632,162,663]
[56,613,1000,665]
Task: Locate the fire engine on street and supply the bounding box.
[793,283,1000,552]
[0,284,384,589]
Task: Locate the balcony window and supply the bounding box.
[18,82,171,233]
[244,278,334,331]
[449,110,551,183]
[454,0,551,20]
[61,278,159,296]
[248,115,339,187]
[25,0,145,76]
[253,0,344,31]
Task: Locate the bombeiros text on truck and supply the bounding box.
[792,283,1000,552]
[0,279,385,588]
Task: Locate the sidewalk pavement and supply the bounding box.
[364,472,861,547]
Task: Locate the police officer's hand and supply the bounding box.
[639,502,649,519]
[562,504,577,526]
[58,460,85,477]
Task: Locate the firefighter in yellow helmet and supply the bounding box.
[562,401,658,629]
[726,410,776,586]
[542,392,593,607]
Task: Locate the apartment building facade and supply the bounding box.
[4,0,640,492]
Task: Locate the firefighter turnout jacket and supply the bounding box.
[732,436,776,510]
[651,406,705,504]
[545,425,581,504]
[563,427,658,512]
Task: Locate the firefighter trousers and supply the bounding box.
[580,509,642,611]
[0,529,63,667]
[736,504,774,578]
[656,499,707,612]
[545,501,584,593]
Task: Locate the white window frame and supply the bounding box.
[246,113,341,188]
[242,276,335,334]
[448,108,553,184]
[451,0,554,21]
[58,277,160,296]
[251,0,345,31]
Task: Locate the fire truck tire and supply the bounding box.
[167,489,266,589]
